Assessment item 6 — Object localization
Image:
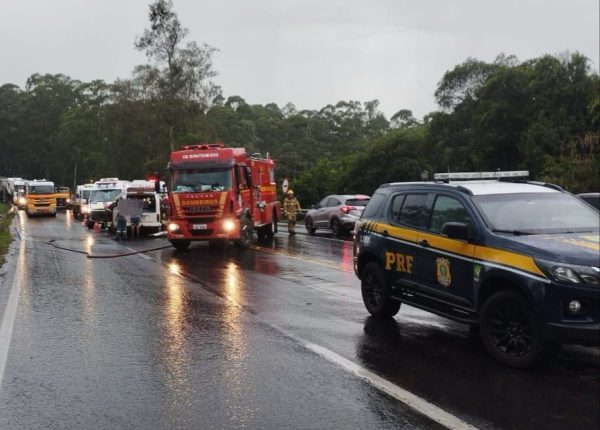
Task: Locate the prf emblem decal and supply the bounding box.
[436,257,451,287]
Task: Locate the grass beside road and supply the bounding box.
[0,203,15,264]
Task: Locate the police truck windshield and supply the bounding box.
[28,186,54,194]
[474,193,600,234]
[91,189,122,203]
[172,169,232,192]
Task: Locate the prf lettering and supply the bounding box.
[385,252,414,273]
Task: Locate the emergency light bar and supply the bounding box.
[434,171,529,181]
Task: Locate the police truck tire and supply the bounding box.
[170,240,190,251]
[479,290,545,368]
[305,217,316,235]
[361,262,401,318]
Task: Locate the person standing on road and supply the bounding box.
[283,190,301,235]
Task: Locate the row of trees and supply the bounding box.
[0,0,598,206]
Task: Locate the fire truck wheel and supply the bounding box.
[235,218,253,248]
[257,222,274,242]
[170,240,190,251]
[265,221,274,239]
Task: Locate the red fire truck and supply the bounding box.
[166,143,280,250]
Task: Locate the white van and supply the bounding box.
[73,183,94,220]
[13,179,28,208]
[111,180,163,235]
[85,178,131,229]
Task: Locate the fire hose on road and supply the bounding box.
[46,238,172,259]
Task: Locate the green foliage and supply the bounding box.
[0,45,597,207]
[429,52,599,192]
[0,203,15,264]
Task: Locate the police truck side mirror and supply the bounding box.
[441,222,471,242]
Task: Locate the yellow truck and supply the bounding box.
[54,186,71,210]
[25,180,57,217]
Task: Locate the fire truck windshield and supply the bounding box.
[172,169,232,193]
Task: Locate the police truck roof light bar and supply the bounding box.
[434,171,529,181]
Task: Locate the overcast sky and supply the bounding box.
[1,0,598,118]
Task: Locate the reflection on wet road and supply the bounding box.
[0,212,597,429]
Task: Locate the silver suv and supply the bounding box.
[305,194,370,236]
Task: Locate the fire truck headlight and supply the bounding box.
[223,219,236,233]
[168,223,180,233]
[66,198,71,204]
[18,197,27,205]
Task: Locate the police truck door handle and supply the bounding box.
[418,239,429,247]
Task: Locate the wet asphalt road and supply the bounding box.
[0,211,598,429]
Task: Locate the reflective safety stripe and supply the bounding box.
[367,222,420,242]
[474,246,545,277]
[361,221,547,279]
[259,185,277,193]
[544,236,600,252]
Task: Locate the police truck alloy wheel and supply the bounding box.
[305,217,316,235]
[361,262,401,318]
[480,291,544,368]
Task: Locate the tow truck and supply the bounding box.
[166,143,280,249]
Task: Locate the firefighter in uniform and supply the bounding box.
[283,190,301,235]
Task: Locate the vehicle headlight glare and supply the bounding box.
[553,266,580,284]
[536,259,600,287]
[168,223,180,232]
[82,206,90,214]
[18,197,27,205]
[223,219,235,233]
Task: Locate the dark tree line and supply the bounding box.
[0,1,598,206]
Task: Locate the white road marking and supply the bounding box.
[0,247,22,391]
[126,247,153,260]
[302,341,479,430]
